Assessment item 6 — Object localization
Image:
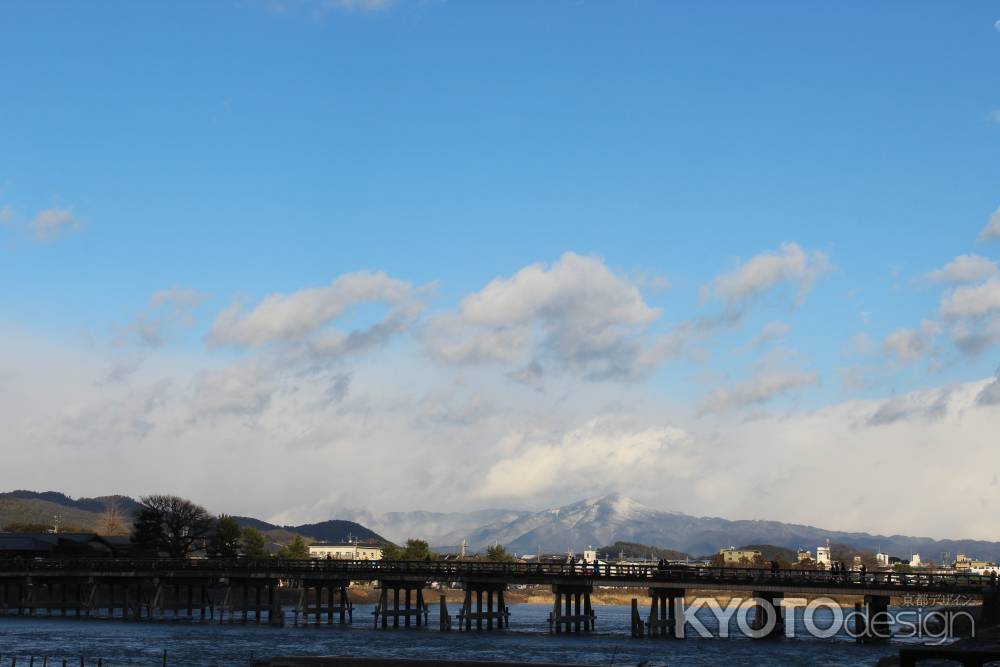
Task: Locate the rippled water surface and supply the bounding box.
[0,603,908,667]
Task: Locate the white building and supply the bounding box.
[876,551,890,567]
[909,554,922,567]
[308,542,383,560]
[816,545,832,568]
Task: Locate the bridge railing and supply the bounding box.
[0,558,994,591]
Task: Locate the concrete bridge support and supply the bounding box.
[458,582,508,631]
[750,591,784,640]
[373,581,427,629]
[549,584,594,634]
[647,588,684,638]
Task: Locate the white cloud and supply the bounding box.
[927,254,999,284]
[29,207,82,241]
[991,110,1000,124]
[706,242,831,310]
[478,417,699,501]
[977,367,1000,406]
[191,363,274,418]
[699,358,819,414]
[208,271,422,353]
[950,317,1000,357]
[4,330,1000,540]
[424,252,676,381]
[748,321,790,349]
[118,288,205,347]
[979,206,1000,242]
[882,320,940,363]
[939,279,1000,320]
[937,277,1000,355]
[866,387,953,426]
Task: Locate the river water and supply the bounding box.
[0,603,916,667]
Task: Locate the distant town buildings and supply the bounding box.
[796,549,812,563]
[816,545,832,568]
[308,542,382,560]
[955,554,999,575]
[719,547,762,565]
[909,554,922,567]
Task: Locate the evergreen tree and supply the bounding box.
[241,526,269,558]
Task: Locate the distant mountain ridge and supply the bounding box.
[0,491,388,546]
[345,494,1000,562]
[5,490,999,562]
[231,516,387,545]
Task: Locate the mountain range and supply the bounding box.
[0,491,386,546]
[4,490,999,562]
[343,493,1000,562]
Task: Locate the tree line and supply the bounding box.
[130,495,308,559]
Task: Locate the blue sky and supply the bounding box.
[2,1,1000,538]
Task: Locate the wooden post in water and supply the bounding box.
[475,590,483,631]
[339,584,347,624]
[439,594,449,631]
[552,592,561,633]
[242,582,250,625]
[486,590,493,631]
[463,589,472,631]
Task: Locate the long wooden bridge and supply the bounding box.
[1,558,997,641]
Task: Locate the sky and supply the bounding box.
[2,1,1000,541]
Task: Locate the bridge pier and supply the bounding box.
[981,592,999,629]
[373,581,427,629]
[750,591,783,640]
[549,584,594,634]
[458,582,508,631]
[300,580,351,627]
[855,595,891,643]
[647,588,684,638]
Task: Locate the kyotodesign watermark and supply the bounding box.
[671,597,975,644]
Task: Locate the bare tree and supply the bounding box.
[97,498,129,536]
[131,495,215,557]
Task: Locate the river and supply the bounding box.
[0,602,918,667]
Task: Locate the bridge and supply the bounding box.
[1,558,997,641]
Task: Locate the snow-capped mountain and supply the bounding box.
[337,507,529,546]
[343,493,1000,561]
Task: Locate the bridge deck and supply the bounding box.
[0,559,995,597]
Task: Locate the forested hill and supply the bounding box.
[0,490,388,546]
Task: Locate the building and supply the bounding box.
[816,545,832,568]
[909,554,922,567]
[796,549,813,563]
[308,542,383,560]
[719,547,762,565]
[955,555,998,575]
[876,551,891,567]
[0,532,126,558]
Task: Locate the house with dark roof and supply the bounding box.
[0,533,129,558]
